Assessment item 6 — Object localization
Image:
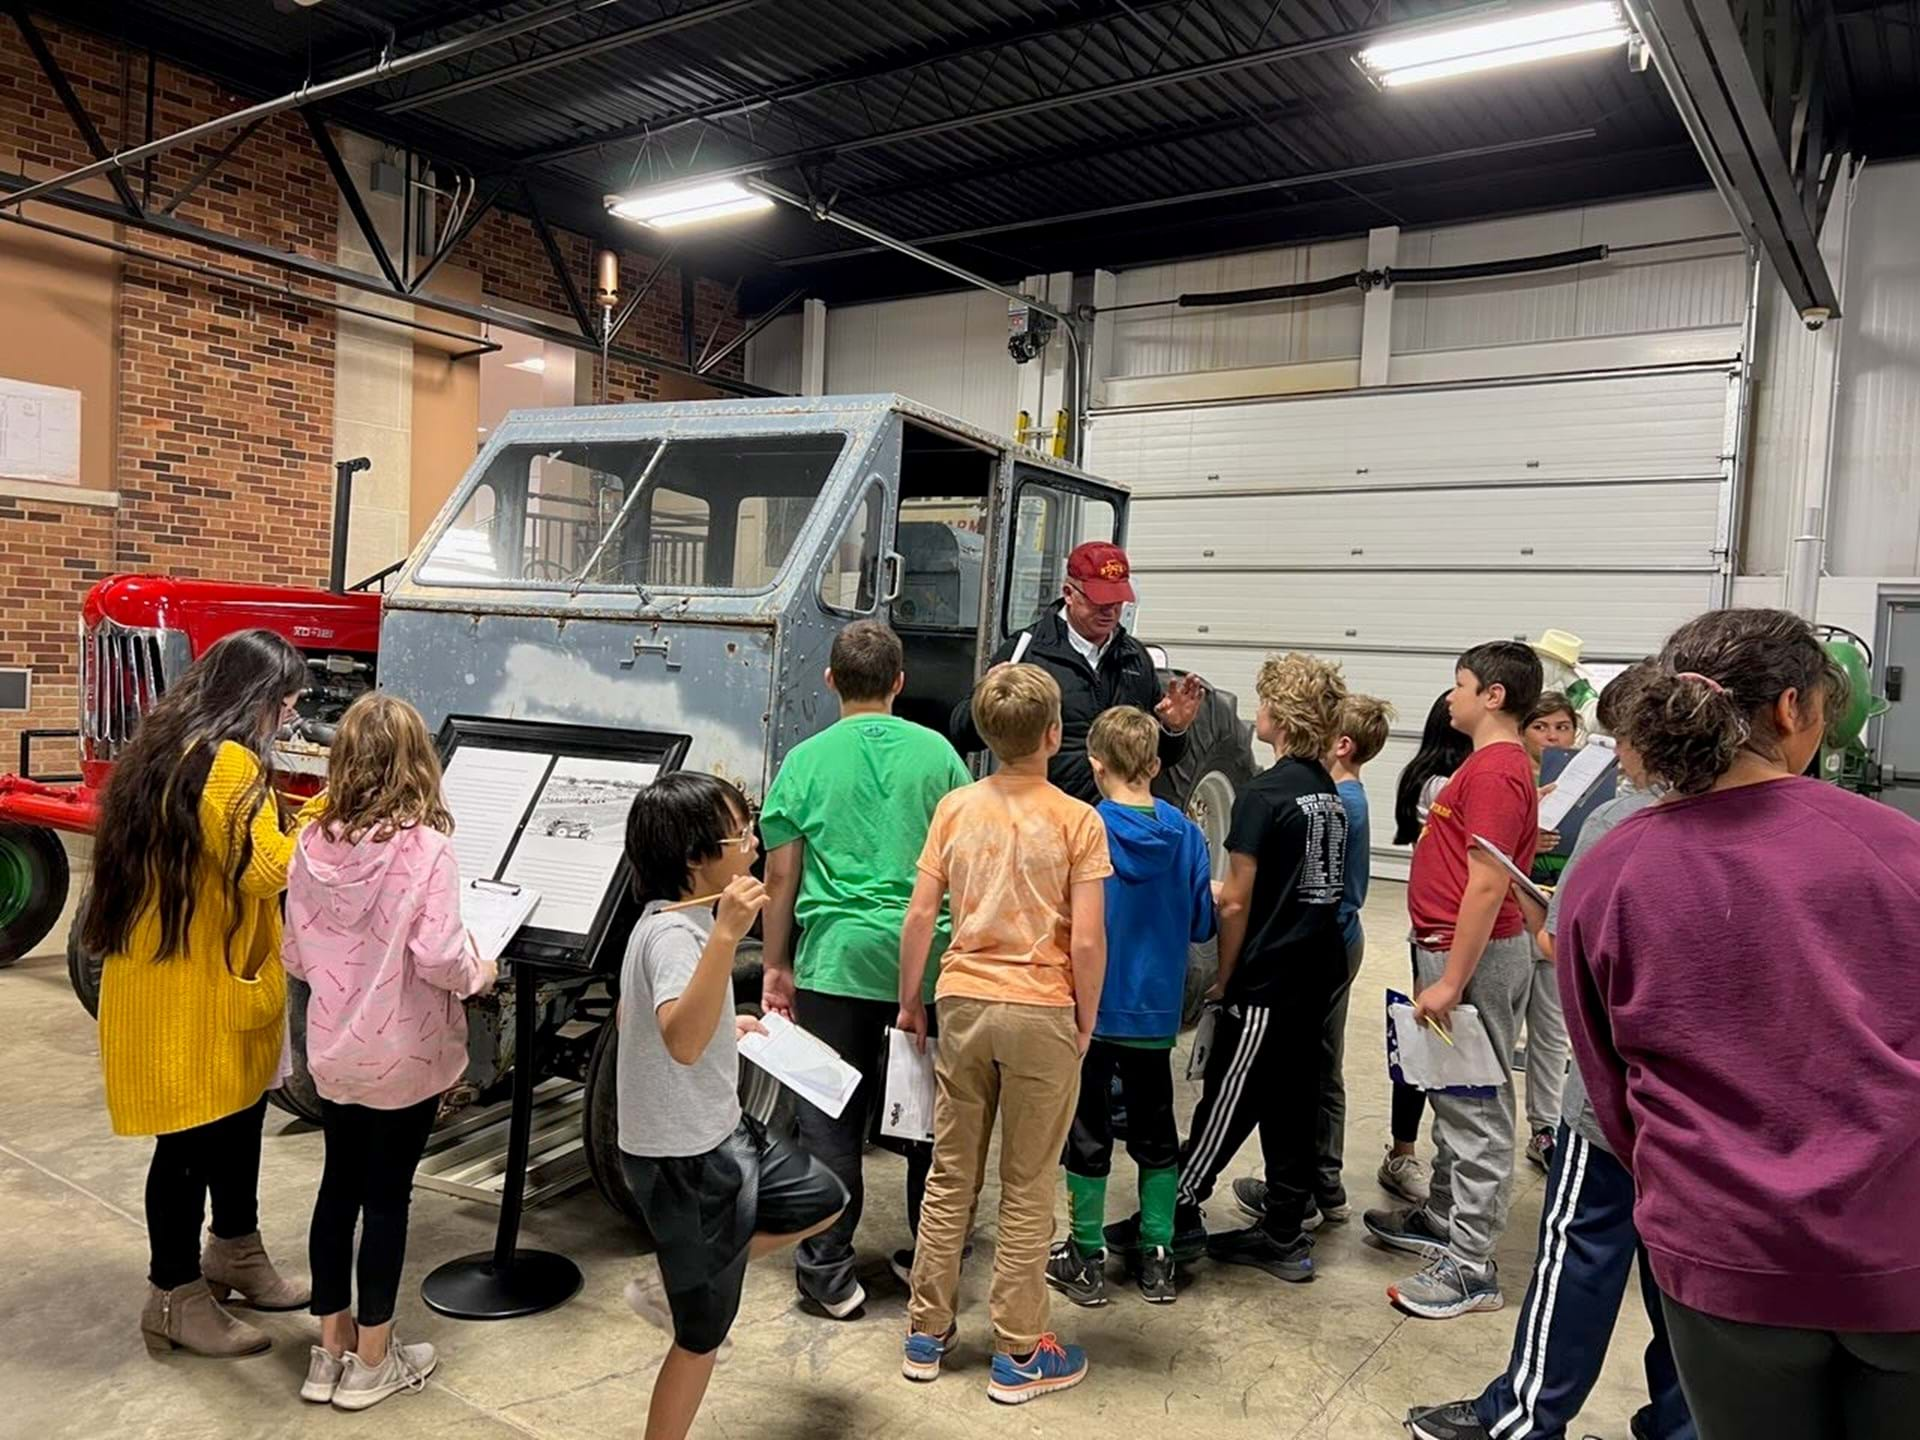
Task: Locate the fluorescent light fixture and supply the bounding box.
[605,178,774,229]
[1357,2,1630,88]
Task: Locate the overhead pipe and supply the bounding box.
[0,0,626,212]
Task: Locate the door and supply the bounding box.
[997,465,1128,643]
[1881,599,1920,821]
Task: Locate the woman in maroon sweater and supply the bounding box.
[1558,607,1920,1440]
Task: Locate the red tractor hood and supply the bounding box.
[84,575,381,653]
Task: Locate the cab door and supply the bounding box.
[990,461,1129,645]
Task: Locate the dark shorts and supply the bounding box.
[620,1118,845,1355]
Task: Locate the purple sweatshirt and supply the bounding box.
[1558,776,1920,1332]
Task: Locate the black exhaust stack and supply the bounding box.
[329,456,372,593]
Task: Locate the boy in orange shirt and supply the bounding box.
[897,664,1111,1405]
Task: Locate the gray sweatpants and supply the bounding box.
[1523,953,1570,1134]
[1414,933,1533,1265]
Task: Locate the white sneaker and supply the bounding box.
[330,1338,438,1411]
[300,1346,344,1403]
[626,1268,732,1363]
[815,1280,867,1320]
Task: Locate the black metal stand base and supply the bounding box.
[421,1248,583,1321]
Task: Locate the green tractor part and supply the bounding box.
[1817,626,1891,795]
[0,823,71,969]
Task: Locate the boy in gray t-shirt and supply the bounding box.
[1405,667,1695,1440]
[615,772,846,1440]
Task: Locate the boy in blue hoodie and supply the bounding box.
[1046,706,1216,1307]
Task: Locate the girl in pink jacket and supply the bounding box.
[282,693,494,1413]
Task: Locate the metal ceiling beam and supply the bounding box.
[0,167,776,397]
[0,0,627,212]
[775,130,1599,266]
[302,110,405,293]
[379,0,772,114]
[518,0,1195,163]
[548,5,1508,188]
[697,287,801,376]
[1626,0,1841,320]
[9,7,144,216]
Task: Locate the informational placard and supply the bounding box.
[0,378,81,485]
[434,716,689,971]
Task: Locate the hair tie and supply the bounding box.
[1674,671,1726,695]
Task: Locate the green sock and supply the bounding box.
[1138,1166,1179,1249]
[1066,1171,1107,1252]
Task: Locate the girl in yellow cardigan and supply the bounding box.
[80,628,317,1358]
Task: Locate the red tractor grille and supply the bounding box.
[79,622,190,761]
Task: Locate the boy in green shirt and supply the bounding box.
[760,619,973,1320]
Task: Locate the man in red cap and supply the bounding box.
[949,541,1204,803]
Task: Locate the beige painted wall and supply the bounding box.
[0,204,117,492]
[410,264,482,545]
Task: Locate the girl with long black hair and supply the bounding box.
[81,628,317,1358]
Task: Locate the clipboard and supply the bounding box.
[463,877,543,966]
[435,716,690,973]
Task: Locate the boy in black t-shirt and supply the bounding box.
[1155,652,1350,1281]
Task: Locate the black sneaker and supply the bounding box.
[1406,1400,1492,1439]
[1362,1203,1454,1260]
[1044,1239,1108,1307]
[1104,1205,1207,1264]
[1136,1245,1176,1304]
[1231,1179,1351,1230]
[1204,1225,1314,1282]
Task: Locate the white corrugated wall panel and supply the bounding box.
[1829,159,1920,577]
[820,290,1020,438]
[745,311,802,395]
[1126,482,1722,570]
[1108,237,1366,379]
[1089,368,1734,494]
[1391,193,1745,355]
[1740,255,1819,576]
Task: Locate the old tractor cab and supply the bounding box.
[382,394,1252,1228]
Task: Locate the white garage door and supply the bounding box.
[1086,363,1742,877]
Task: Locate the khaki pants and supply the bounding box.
[908,997,1080,1355]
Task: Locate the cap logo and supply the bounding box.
[1099,559,1126,580]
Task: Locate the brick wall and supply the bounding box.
[0,20,336,767]
[469,208,747,398]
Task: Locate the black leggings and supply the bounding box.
[1391,943,1428,1145]
[308,1095,439,1328]
[146,1095,269,1291]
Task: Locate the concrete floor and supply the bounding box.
[2,880,1661,1439]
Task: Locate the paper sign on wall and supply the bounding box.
[0,378,81,485]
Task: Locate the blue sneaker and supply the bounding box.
[901,1325,956,1382]
[987,1334,1088,1404]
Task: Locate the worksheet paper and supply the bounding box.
[738,1013,862,1119]
[880,1028,937,1143]
[1470,834,1551,912]
[461,881,543,966]
[498,756,659,934]
[442,747,551,884]
[1537,741,1618,832]
[1385,992,1507,1093]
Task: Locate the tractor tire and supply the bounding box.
[1153,683,1256,1029]
[68,908,104,1016]
[265,977,326,1125]
[584,993,798,1237]
[0,823,69,969]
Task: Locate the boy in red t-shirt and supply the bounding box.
[1365,640,1542,1320]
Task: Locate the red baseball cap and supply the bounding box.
[1067,541,1135,606]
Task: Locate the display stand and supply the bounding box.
[420,715,690,1322]
[422,958,582,1319]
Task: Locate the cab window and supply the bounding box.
[1005,480,1118,632]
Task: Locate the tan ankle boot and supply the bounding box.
[141,1279,271,1357]
[202,1231,311,1311]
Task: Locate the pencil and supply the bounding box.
[1423,1014,1456,1047]
[659,892,722,912]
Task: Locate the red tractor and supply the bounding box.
[0,574,381,986]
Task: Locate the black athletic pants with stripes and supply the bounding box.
[1176,956,1340,1241]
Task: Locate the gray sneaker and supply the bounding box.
[1378,1148,1431,1203]
[330,1337,438,1411]
[1387,1253,1503,1319]
[300,1345,344,1403]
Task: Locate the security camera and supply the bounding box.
[1006,302,1056,365]
[1803,307,1832,331]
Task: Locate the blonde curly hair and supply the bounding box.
[1255,652,1348,759]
